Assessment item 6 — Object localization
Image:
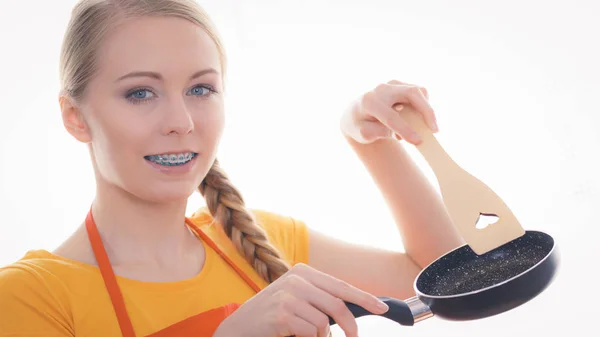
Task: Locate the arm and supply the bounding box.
[308,228,422,300]
[308,81,464,299]
[308,140,463,299]
[344,136,464,268]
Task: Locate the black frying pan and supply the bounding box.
[329,230,558,326]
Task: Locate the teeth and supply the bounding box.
[146,152,196,166]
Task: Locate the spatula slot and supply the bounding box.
[475,213,499,230]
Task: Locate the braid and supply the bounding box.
[199,158,291,283]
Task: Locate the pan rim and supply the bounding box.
[412,229,556,300]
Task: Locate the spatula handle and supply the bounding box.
[393,104,458,181]
[393,104,525,254]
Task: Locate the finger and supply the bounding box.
[282,274,358,337]
[383,83,436,131]
[387,80,429,100]
[292,298,331,337]
[362,96,421,144]
[377,83,437,132]
[291,264,389,317]
[278,313,318,337]
[295,280,359,337]
[408,87,437,131]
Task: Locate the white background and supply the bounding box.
[1,0,598,336]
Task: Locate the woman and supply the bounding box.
[0,0,463,336]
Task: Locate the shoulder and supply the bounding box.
[189,207,310,266]
[252,208,305,232]
[0,250,77,299]
[1,250,62,285]
[0,249,102,303]
[0,251,75,335]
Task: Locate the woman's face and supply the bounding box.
[65,16,225,203]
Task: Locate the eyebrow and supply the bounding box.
[115,68,219,82]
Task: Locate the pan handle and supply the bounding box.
[328,296,419,326]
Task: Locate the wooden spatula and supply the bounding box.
[393,104,525,255]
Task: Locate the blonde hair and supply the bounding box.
[59,0,290,283]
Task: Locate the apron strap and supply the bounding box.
[85,208,264,337]
[185,218,263,293]
[86,210,137,337]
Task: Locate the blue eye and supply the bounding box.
[127,89,154,100]
[187,85,213,96]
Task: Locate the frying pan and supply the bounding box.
[329,229,558,326]
[329,105,559,326]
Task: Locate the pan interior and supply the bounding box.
[416,231,554,297]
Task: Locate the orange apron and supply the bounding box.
[85,210,262,337]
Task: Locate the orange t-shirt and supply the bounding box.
[0,208,310,336]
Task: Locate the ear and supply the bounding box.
[59,94,92,143]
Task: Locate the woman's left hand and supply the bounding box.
[340,80,439,145]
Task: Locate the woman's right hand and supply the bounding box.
[213,263,389,337]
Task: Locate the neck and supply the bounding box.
[90,180,197,267]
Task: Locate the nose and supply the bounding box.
[161,97,194,136]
